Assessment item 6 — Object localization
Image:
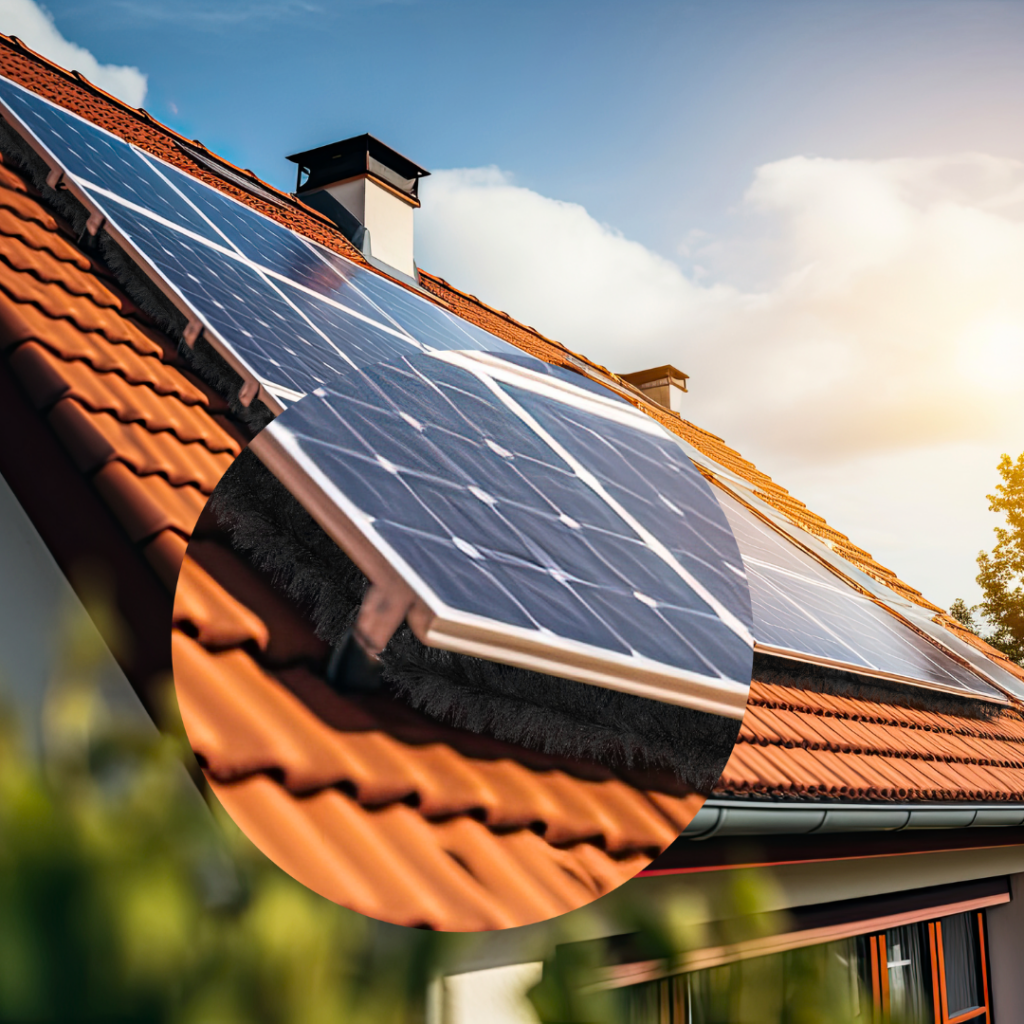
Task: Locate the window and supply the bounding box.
[626,911,992,1024]
[935,912,989,1023]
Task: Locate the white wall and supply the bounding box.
[326,177,416,277]
[982,870,1024,1022]
[0,469,152,746]
[436,962,543,1024]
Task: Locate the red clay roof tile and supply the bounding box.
[142,528,188,592]
[0,207,89,267]
[173,556,270,652]
[92,460,206,541]
[10,340,216,432]
[48,397,233,490]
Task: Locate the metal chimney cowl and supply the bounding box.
[287,134,430,281]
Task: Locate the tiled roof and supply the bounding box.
[0,29,1011,649]
[0,145,700,928]
[2,36,1024,902]
[0,155,235,578]
[173,523,701,930]
[721,677,1024,802]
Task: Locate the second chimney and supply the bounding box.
[288,134,429,281]
[619,365,689,414]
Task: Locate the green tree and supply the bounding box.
[974,453,1024,665]
[949,598,980,634]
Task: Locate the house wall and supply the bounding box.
[0,469,152,746]
[434,843,1024,1021]
[432,963,543,1024]
[982,869,1024,1021]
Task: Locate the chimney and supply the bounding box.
[619,365,689,414]
[287,134,429,281]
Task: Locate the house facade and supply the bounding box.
[0,32,1022,1023]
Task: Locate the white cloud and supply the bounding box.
[417,155,1024,608]
[0,0,147,107]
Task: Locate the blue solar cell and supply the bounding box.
[716,491,1003,699]
[276,280,418,369]
[262,352,755,706]
[347,267,511,353]
[102,201,368,392]
[0,77,222,242]
[511,382,752,624]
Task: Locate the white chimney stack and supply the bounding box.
[288,134,429,282]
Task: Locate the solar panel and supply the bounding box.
[715,490,1006,701]
[661,431,1024,701]
[0,74,517,406]
[251,350,755,718]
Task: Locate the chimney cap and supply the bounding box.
[287,134,430,199]
[619,364,689,390]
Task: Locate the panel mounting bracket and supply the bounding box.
[182,319,203,348]
[238,379,260,407]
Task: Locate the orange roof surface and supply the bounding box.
[173,523,701,930]
[1,36,1023,911]
[725,680,1024,802]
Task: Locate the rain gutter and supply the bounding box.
[684,798,1024,839]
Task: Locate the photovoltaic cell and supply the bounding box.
[716,490,1004,700]
[0,74,517,402]
[99,203,363,392]
[254,351,755,717]
[512,392,751,622]
[0,77,220,241]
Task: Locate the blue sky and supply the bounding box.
[34,0,1024,261]
[4,0,1024,610]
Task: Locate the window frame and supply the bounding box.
[870,912,991,1024]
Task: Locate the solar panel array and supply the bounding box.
[665,432,1021,701]
[254,351,755,718]
[1,70,1010,709]
[716,491,1005,701]
[0,74,513,405]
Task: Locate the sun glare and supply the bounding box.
[957,318,1024,395]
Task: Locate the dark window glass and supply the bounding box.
[627,938,868,1023]
[884,923,933,1024]
[941,912,983,1018]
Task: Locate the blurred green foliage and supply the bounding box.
[526,868,875,1024]
[0,590,897,1024]
[0,596,441,1023]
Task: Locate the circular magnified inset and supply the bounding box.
[171,351,754,930]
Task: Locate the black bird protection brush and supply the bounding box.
[209,449,743,794]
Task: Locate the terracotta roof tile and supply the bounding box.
[173,556,270,652]
[9,338,215,428]
[172,622,693,852]
[0,182,58,228]
[0,258,163,351]
[142,528,189,592]
[0,207,90,268]
[184,538,330,666]
[92,460,206,541]
[0,236,126,305]
[48,397,232,490]
[717,675,1024,802]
